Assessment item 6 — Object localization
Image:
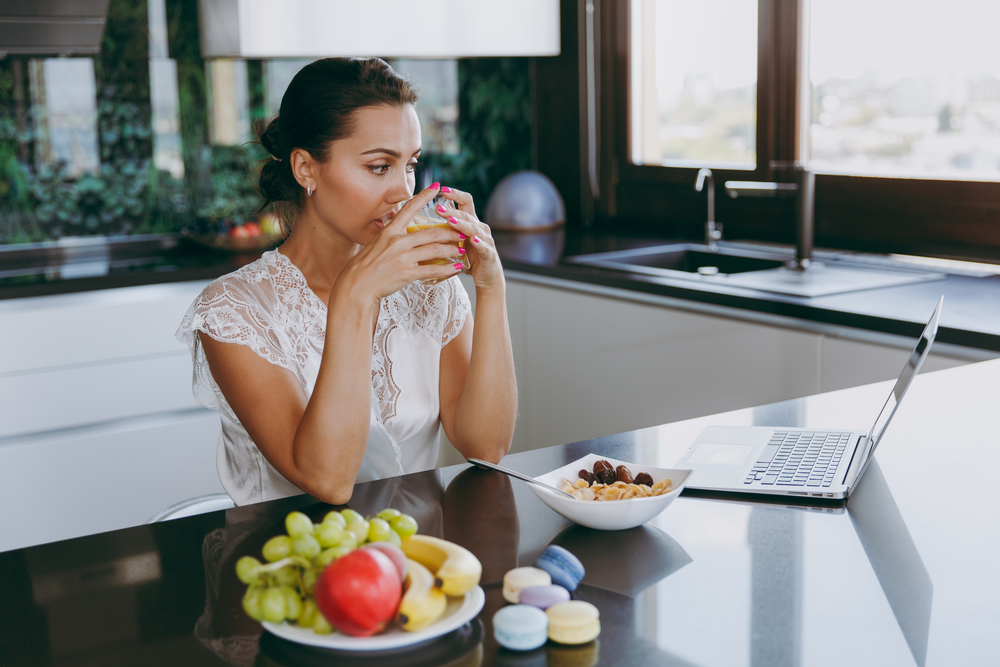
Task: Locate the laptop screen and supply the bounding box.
[860,297,943,469]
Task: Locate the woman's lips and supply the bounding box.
[373,219,385,229]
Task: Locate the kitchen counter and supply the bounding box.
[2,358,998,666]
[3,230,999,353]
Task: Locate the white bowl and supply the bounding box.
[529,454,691,531]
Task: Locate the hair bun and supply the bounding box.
[259,116,283,159]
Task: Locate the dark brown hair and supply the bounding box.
[257,58,418,220]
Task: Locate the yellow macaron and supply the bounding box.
[502,567,552,604]
[545,600,600,645]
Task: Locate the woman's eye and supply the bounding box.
[368,164,390,175]
[406,161,419,173]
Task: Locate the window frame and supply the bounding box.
[599,0,1000,263]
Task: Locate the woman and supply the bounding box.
[177,58,517,506]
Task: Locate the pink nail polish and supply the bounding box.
[449,216,458,224]
[458,233,467,239]
[458,247,466,254]
[441,186,452,193]
[430,182,440,190]
[453,262,464,270]
[473,236,481,243]
[437,205,448,215]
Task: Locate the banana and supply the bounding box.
[401,535,482,596]
[396,559,447,631]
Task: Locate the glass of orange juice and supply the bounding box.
[383,194,470,284]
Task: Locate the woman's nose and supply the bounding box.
[387,173,413,203]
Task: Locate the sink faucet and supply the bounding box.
[695,168,722,250]
[724,162,815,271]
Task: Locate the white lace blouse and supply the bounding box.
[176,249,471,506]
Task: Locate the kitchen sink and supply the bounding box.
[566,243,787,276]
[566,243,947,297]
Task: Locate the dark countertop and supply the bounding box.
[3,357,998,666]
[2,230,1000,351]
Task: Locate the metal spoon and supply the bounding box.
[467,458,578,500]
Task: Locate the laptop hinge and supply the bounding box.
[842,435,866,486]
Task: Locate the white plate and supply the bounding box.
[262,586,485,651]
[530,453,691,531]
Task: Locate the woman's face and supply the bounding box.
[304,103,421,246]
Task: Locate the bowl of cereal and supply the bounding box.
[529,454,691,531]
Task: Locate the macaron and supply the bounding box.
[518,584,570,610]
[546,600,600,645]
[534,545,585,592]
[493,604,549,651]
[503,567,551,603]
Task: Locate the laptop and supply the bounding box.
[675,296,943,500]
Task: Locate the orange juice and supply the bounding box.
[406,217,469,283]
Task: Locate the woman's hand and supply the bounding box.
[337,184,466,304]
[436,187,504,291]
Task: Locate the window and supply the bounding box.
[599,0,1000,262]
[810,0,1000,180]
[28,58,100,177]
[630,0,757,169]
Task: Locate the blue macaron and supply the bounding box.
[493,604,549,651]
[534,545,585,592]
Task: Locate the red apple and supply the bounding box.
[243,222,262,237]
[362,543,407,582]
[315,548,402,637]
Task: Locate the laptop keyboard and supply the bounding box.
[744,431,854,488]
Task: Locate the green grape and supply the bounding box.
[313,612,333,635]
[281,586,303,621]
[384,528,402,548]
[376,508,402,521]
[317,545,352,569]
[367,518,392,543]
[260,587,287,623]
[298,598,319,629]
[346,519,370,544]
[292,533,321,560]
[390,514,418,539]
[235,556,263,584]
[322,511,347,529]
[341,509,364,524]
[262,535,293,562]
[272,565,299,588]
[242,585,265,621]
[339,531,359,550]
[285,511,314,539]
[302,568,318,596]
[315,522,345,548]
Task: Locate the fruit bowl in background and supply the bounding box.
[183,230,284,253]
[530,454,691,531]
[262,585,484,651]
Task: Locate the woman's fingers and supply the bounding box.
[439,186,477,217]
[384,182,441,232]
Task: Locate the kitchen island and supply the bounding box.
[2,357,997,666]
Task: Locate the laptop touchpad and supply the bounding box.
[687,444,755,466]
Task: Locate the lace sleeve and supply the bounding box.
[440,276,472,347]
[175,276,294,411]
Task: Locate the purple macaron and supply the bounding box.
[518,584,571,610]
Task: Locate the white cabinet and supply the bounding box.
[0,410,222,552]
[438,273,993,466]
[0,281,225,550]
